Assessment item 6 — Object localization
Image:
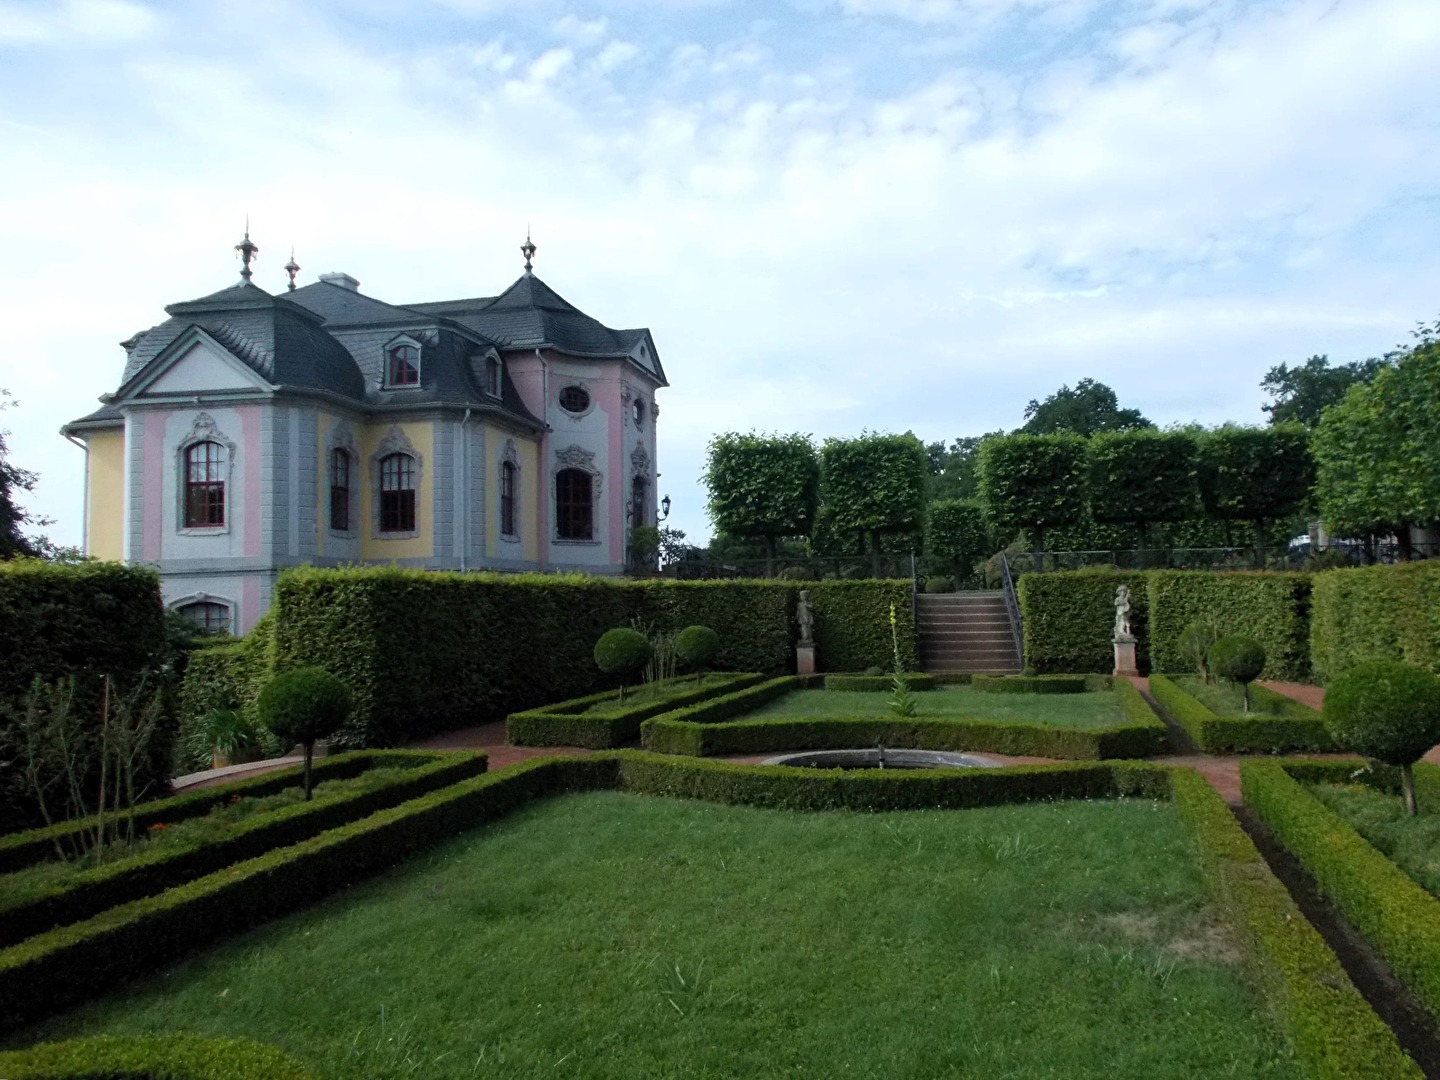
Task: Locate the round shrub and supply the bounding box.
[1207,636,1266,686]
[1325,661,1440,815]
[675,624,720,677]
[594,628,652,677]
[924,575,955,594]
[254,667,351,800]
[777,565,814,581]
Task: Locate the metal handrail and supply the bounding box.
[999,553,1024,667]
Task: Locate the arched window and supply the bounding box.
[555,467,593,540]
[632,398,645,428]
[183,441,226,528]
[387,344,420,387]
[330,448,351,532]
[500,460,517,537]
[178,600,231,635]
[486,357,501,397]
[379,453,417,532]
[630,475,647,530]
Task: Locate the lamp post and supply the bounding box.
[659,494,671,522]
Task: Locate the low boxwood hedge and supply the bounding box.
[972,674,1102,694]
[1243,759,1440,1025]
[823,673,935,691]
[1148,674,1331,754]
[0,1034,316,1079]
[0,751,486,949]
[506,673,767,748]
[0,750,431,875]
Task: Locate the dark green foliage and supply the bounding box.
[255,668,351,800]
[1147,571,1312,681]
[1149,675,1331,754]
[1196,426,1314,549]
[977,433,1088,558]
[675,625,720,676]
[923,574,955,593]
[0,752,484,949]
[1178,621,1220,681]
[1207,636,1266,707]
[824,674,934,691]
[925,499,989,579]
[805,580,917,673]
[972,674,1096,694]
[0,1034,318,1079]
[1178,766,1422,1079]
[1324,662,1440,814]
[1311,561,1440,682]
[1261,354,1387,427]
[1086,429,1198,535]
[594,628,652,677]
[1017,570,1150,674]
[1020,378,1150,437]
[703,433,820,567]
[819,433,928,574]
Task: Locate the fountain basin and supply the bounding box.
[758,749,1001,771]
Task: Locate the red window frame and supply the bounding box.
[183,441,225,528]
[387,344,420,387]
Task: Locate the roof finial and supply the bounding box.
[235,216,259,283]
[284,245,300,292]
[520,228,536,274]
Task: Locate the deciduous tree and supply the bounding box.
[1021,378,1149,437]
[703,432,820,576]
[977,433,1087,570]
[820,432,928,577]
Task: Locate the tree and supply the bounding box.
[820,433,929,577]
[925,500,989,582]
[1324,661,1440,816]
[703,433,819,576]
[1196,425,1314,561]
[0,389,40,560]
[923,433,1001,502]
[1311,380,1406,552]
[1021,378,1149,437]
[1207,636,1266,711]
[255,668,352,801]
[1086,429,1198,551]
[1260,354,1386,427]
[594,627,652,702]
[977,433,1087,570]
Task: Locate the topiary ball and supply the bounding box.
[255,667,351,746]
[1207,636,1266,685]
[924,576,955,594]
[675,625,720,670]
[1323,661,1440,767]
[594,627,653,677]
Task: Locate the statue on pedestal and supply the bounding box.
[797,590,815,646]
[1113,584,1134,642]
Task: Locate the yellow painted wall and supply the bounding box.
[85,430,125,562]
[519,436,539,562]
[358,422,434,560]
[483,424,540,562]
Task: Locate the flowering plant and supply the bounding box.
[887,603,917,719]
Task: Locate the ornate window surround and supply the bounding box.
[169,592,236,636]
[325,420,360,538]
[175,412,236,537]
[499,438,521,543]
[551,443,602,545]
[370,426,424,540]
[382,334,425,390]
[556,381,595,420]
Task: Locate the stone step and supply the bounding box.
[921,662,1023,673]
[918,617,1013,629]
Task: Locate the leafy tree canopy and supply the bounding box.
[1196,425,1314,528]
[977,432,1088,551]
[1260,355,1386,427]
[923,434,1001,502]
[925,499,989,577]
[0,390,42,560]
[703,432,820,542]
[1021,378,1150,437]
[1087,429,1198,528]
[820,432,929,537]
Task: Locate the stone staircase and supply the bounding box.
[915,592,1022,674]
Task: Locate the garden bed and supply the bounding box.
[1149,674,1331,754]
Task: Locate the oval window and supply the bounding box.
[559,385,590,413]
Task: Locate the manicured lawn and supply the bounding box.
[1310,781,1440,897]
[13,792,1298,1078]
[1174,676,1261,716]
[745,686,1128,728]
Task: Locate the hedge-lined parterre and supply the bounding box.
[1148,674,1331,754]
[971,674,1104,694]
[0,1034,316,1079]
[823,673,935,691]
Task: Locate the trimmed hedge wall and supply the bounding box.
[505,673,766,748]
[1311,561,1440,682]
[262,569,915,746]
[1148,675,1330,754]
[823,673,934,691]
[1016,569,1149,675]
[1147,571,1312,681]
[972,674,1098,694]
[1243,760,1440,1027]
[1172,767,1421,1079]
[0,1035,316,1079]
[0,751,486,949]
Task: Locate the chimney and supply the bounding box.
[318,272,361,292]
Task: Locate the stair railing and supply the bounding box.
[1000,553,1025,668]
[910,550,918,636]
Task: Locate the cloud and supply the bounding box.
[0,0,158,44]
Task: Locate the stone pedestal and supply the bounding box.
[1112,637,1139,678]
[796,644,816,675]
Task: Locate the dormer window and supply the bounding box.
[486,357,501,397]
[386,344,420,387]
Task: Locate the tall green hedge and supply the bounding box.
[1147,571,1312,681]
[263,569,914,746]
[1311,561,1440,682]
[1016,570,1149,674]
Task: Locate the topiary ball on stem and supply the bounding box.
[1324,661,1440,816]
[594,627,653,702]
[675,625,720,683]
[254,667,351,801]
[1207,636,1266,711]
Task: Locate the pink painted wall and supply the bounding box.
[142,411,164,561]
[242,576,261,634]
[239,406,262,558]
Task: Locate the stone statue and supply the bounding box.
[1113,584,1133,641]
[797,590,815,646]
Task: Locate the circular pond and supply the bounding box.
[758,749,1001,771]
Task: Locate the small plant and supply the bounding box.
[1206,636,1266,711]
[628,619,678,687]
[1178,621,1220,683]
[594,627,653,703]
[887,603,917,718]
[675,625,720,684]
[186,706,263,769]
[255,667,351,801]
[1324,661,1440,816]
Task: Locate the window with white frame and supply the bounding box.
[386,343,420,387]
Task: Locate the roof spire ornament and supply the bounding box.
[284,246,300,292]
[235,217,259,282]
[520,229,536,274]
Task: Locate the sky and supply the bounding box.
[1,0,1438,550]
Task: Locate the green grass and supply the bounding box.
[745,686,1128,729]
[1310,781,1440,897]
[0,768,412,910]
[1173,676,1262,717]
[10,792,1298,1079]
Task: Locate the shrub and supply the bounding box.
[777,565,814,581]
[1149,674,1331,754]
[1324,661,1440,815]
[1177,621,1220,682]
[1311,561,1440,682]
[255,668,351,800]
[675,625,720,683]
[971,675,1092,695]
[1207,636,1266,710]
[923,575,955,593]
[1147,570,1311,681]
[824,674,934,691]
[594,627,653,703]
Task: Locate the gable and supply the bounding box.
[137,336,270,396]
